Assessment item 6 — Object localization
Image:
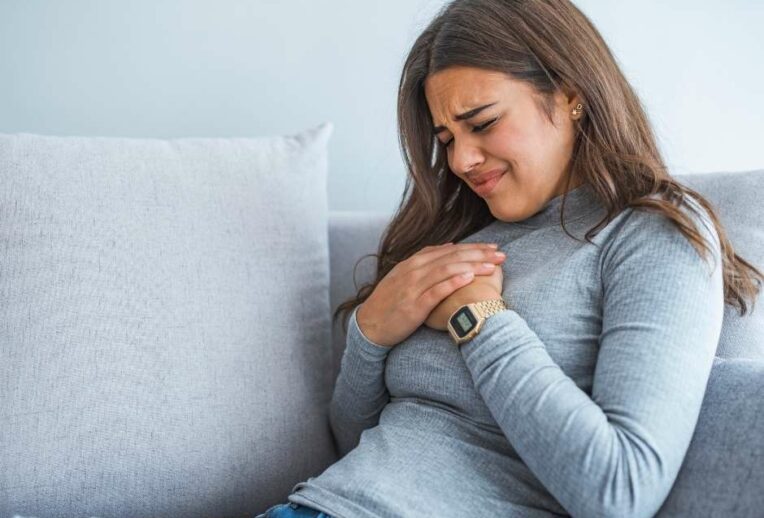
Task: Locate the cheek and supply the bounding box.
[485,129,517,160]
[509,129,560,174]
[485,128,531,174]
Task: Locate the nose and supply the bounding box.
[449,136,485,176]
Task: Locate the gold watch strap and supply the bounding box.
[472,298,508,318]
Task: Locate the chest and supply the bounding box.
[384,237,604,425]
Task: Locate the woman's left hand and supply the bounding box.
[424,261,505,331]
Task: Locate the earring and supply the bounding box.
[571,103,584,117]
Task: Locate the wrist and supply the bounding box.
[356,304,383,344]
[448,288,503,316]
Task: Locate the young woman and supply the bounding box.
[259,0,762,516]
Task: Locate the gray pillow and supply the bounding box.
[0,124,336,518]
[657,357,764,517]
[677,170,764,360]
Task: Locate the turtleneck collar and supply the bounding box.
[493,182,605,229]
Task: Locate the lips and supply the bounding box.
[470,169,505,186]
[471,170,505,197]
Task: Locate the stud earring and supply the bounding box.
[571,103,584,117]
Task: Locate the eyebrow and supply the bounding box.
[432,102,497,135]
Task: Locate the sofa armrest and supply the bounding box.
[657,357,764,517]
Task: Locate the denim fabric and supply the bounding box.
[256,502,333,518]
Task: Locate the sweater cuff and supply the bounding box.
[458,308,525,358]
[348,305,392,359]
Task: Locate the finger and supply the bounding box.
[411,255,502,303]
[415,242,497,256]
[413,245,506,298]
[415,269,478,309]
[425,246,506,272]
[402,242,500,275]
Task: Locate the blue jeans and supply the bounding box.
[256,501,333,518]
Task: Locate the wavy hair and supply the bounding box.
[334,0,763,333]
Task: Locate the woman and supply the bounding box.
[259,0,762,517]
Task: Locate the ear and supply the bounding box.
[561,84,582,111]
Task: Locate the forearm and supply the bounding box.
[329,305,391,458]
[459,308,719,518]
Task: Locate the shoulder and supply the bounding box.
[601,193,721,280]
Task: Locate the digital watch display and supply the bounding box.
[447,299,509,346]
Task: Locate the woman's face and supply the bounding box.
[424,66,584,223]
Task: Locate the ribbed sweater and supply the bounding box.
[288,182,724,518]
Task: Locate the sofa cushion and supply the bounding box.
[0,124,336,518]
[656,356,764,517]
[677,170,764,360]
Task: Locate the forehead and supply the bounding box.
[424,66,528,123]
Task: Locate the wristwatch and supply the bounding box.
[447,298,509,346]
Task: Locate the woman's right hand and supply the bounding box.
[355,242,507,348]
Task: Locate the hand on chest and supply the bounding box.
[384,255,603,423]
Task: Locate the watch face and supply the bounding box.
[450,306,477,338]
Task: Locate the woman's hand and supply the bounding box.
[355,242,507,348]
[423,258,505,331]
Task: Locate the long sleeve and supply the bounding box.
[328,304,392,458]
[459,207,725,518]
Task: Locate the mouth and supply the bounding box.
[470,169,506,186]
[470,169,506,197]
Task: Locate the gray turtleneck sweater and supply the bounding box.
[287,183,724,518]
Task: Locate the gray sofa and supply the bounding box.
[1,127,762,518]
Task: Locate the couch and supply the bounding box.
[1,125,762,518]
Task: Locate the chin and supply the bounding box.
[491,210,524,223]
[488,203,524,223]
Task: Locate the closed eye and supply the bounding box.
[442,117,498,148]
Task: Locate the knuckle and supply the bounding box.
[401,286,417,302]
[456,249,476,261]
[408,254,425,268]
[452,274,466,285]
[428,284,448,301]
[451,276,468,289]
[417,290,435,306]
[439,262,460,276]
[406,265,424,282]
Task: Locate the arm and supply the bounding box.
[328,304,392,458]
[459,208,724,518]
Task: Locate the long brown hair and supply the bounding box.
[334,0,763,333]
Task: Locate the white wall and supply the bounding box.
[1,0,761,212]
